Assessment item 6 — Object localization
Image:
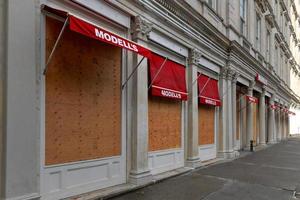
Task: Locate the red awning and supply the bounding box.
[42,5,152,58]
[198,74,221,106]
[149,53,187,100]
[269,104,276,110]
[246,95,258,104]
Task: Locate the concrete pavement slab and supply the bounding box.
[109,138,300,200]
[111,173,226,200]
[202,180,293,200]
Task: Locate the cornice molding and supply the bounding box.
[133,0,299,102]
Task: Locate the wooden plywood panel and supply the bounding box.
[45,17,121,165]
[148,96,181,151]
[199,105,215,145]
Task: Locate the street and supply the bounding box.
[110,137,300,200]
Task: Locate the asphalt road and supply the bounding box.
[109,137,300,200]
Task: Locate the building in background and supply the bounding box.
[288,0,300,135]
[1,0,300,199]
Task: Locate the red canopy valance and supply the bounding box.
[42,5,152,58]
[197,74,221,106]
[246,95,258,104]
[149,53,187,100]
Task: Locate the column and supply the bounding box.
[227,69,234,153]
[246,81,255,148]
[282,106,286,139]
[186,49,201,168]
[129,16,152,184]
[259,87,266,145]
[277,103,282,142]
[287,110,290,138]
[232,73,239,153]
[3,0,39,199]
[280,105,285,140]
[268,95,276,144]
[218,67,235,159]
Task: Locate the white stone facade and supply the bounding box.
[0,0,300,199]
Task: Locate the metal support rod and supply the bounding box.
[43,16,69,75]
[199,77,211,96]
[191,72,202,86]
[148,57,168,90]
[121,56,145,90]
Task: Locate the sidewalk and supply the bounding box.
[109,138,300,200]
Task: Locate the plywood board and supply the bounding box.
[45,17,121,165]
[199,105,215,145]
[148,96,181,151]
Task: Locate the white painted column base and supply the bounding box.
[217,151,237,159]
[185,158,202,169]
[129,171,153,185]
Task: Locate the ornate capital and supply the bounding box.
[262,85,266,92]
[270,93,276,102]
[226,69,235,81]
[231,72,239,83]
[248,80,255,92]
[132,15,153,40]
[220,67,228,80]
[188,49,201,66]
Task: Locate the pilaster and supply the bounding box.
[268,95,276,144]
[186,49,201,168]
[280,105,285,140]
[277,103,282,142]
[218,67,235,159]
[287,108,290,137]
[129,15,152,185]
[282,105,287,140]
[246,80,255,148]
[231,72,239,154]
[259,87,266,145]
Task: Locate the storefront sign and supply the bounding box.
[270,104,276,109]
[246,95,258,104]
[69,16,152,58]
[198,74,221,106]
[255,74,268,85]
[149,53,187,100]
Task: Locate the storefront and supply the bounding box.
[40,4,152,199]
[236,84,247,150]
[253,91,260,145]
[197,73,220,161]
[147,52,187,174]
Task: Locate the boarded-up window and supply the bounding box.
[148,96,181,151]
[45,17,121,165]
[199,105,215,145]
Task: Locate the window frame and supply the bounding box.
[240,0,247,36]
[255,13,261,52]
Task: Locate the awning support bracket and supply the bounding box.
[148,57,168,90]
[43,16,69,75]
